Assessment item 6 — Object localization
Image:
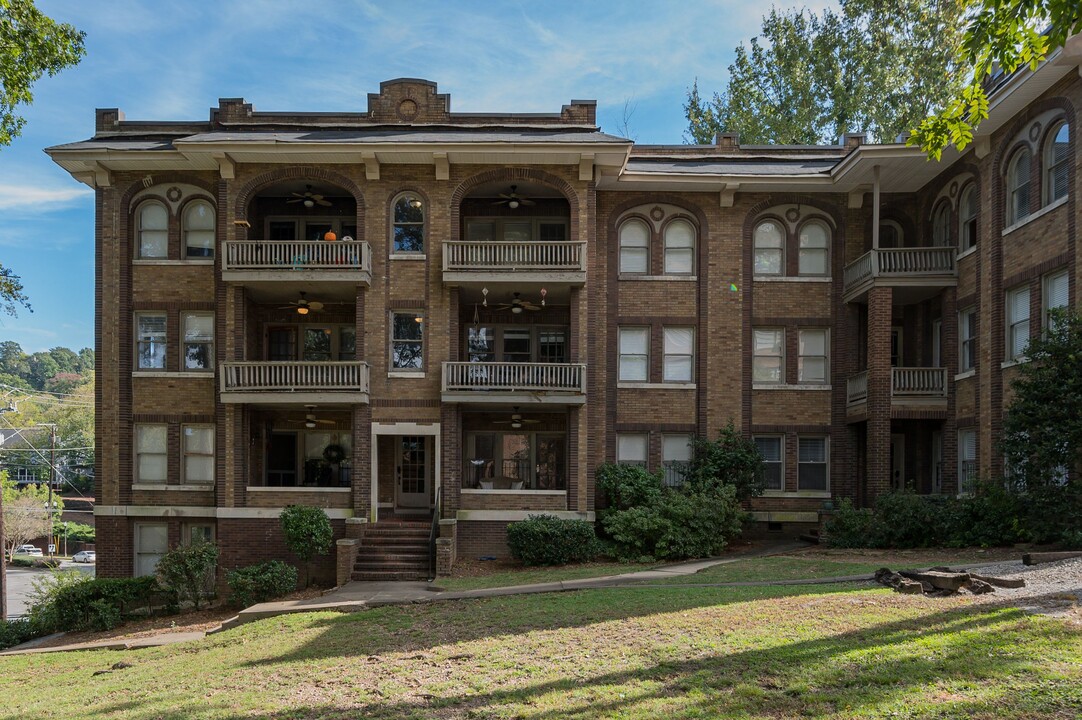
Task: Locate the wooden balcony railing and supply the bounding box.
[843,247,957,295]
[847,367,947,406]
[223,240,371,273]
[442,362,586,393]
[443,241,586,272]
[847,370,868,405]
[220,361,369,394]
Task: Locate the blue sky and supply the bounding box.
[0,0,835,353]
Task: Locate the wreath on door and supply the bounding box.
[323,444,347,465]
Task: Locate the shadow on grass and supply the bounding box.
[61,588,1082,720]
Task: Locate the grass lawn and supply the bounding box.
[436,560,658,592]
[0,582,1078,719]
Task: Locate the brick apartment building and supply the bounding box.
[47,44,1079,583]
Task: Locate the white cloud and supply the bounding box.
[0,185,92,211]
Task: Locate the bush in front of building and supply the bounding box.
[226,560,299,608]
[280,504,333,587]
[0,618,36,651]
[506,515,602,566]
[155,541,219,611]
[27,571,162,633]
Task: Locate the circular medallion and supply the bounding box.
[397,99,418,121]
[784,207,800,223]
[166,186,182,202]
[649,206,665,222]
[949,181,958,198]
[1029,122,1041,143]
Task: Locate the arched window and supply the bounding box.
[797,220,830,276]
[619,219,649,274]
[753,219,784,275]
[1007,148,1031,225]
[879,220,903,249]
[183,200,215,258]
[392,193,424,253]
[931,201,951,246]
[1044,121,1069,205]
[137,201,168,258]
[663,219,695,274]
[959,184,978,251]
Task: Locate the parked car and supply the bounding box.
[72,550,96,563]
[13,545,43,557]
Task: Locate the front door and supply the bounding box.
[395,436,430,510]
[890,434,905,490]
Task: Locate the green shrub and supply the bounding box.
[600,505,670,562]
[506,515,602,566]
[226,560,298,608]
[824,498,874,548]
[280,505,333,586]
[28,572,160,633]
[0,618,36,650]
[156,541,219,610]
[686,422,767,500]
[655,485,744,559]
[596,463,663,511]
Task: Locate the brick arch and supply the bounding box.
[606,194,711,239]
[232,166,366,225]
[449,168,580,243]
[119,174,218,215]
[915,162,980,248]
[742,195,843,240]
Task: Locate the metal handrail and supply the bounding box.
[428,485,442,581]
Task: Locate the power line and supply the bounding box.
[0,415,91,499]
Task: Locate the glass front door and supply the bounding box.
[395,436,430,510]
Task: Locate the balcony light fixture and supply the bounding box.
[408,196,422,209]
[511,305,523,314]
[511,420,523,429]
[305,420,316,429]
[296,306,309,315]
[303,199,315,208]
[508,199,520,209]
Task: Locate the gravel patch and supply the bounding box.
[956,556,1082,618]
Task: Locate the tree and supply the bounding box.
[279,505,332,587]
[686,0,967,145]
[910,1,1082,159]
[685,421,767,501]
[2,475,53,559]
[999,308,1082,542]
[155,542,219,610]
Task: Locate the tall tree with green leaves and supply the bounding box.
[685,0,967,145]
[910,0,1082,158]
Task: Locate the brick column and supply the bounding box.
[866,286,893,503]
[440,403,461,517]
[353,404,372,519]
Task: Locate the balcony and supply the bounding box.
[843,247,956,303]
[441,362,586,404]
[443,241,586,285]
[222,240,371,284]
[220,361,370,404]
[847,367,948,412]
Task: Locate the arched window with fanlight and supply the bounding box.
[392,193,425,253]
[619,219,649,274]
[183,200,215,258]
[753,219,784,276]
[931,200,951,247]
[958,183,978,252]
[137,201,169,259]
[1044,121,1069,205]
[663,218,695,275]
[1006,147,1032,226]
[797,219,830,276]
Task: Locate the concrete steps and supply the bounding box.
[352,519,431,582]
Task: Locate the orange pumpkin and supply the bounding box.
[324,229,337,242]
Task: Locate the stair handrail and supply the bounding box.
[428,485,442,581]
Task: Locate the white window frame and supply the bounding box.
[797,436,829,491]
[182,424,215,485]
[752,327,784,384]
[391,192,425,254]
[134,522,168,578]
[181,312,214,372]
[754,435,784,491]
[662,327,694,383]
[1007,148,1032,226]
[797,328,829,384]
[1044,121,1069,206]
[1005,285,1030,361]
[616,434,648,467]
[390,311,424,371]
[618,327,649,382]
[136,312,167,370]
[135,424,168,484]
[753,220,784,276]
[661,434,692,487]
[136,200,169,259]
[663,219,695,275]
[959,307,977,372]
[797,220,830,276]
[182,199,216,259]
[1043,269,1069,332]
[958,183,978,251]
[618,219,649,274]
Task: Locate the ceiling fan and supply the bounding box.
[286,184,332,208]
[493,407,541,430]
[287,405,337,430]
[493,292,541,314]
[278,291,324,315]
[492,185,535,208]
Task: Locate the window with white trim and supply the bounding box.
[958,428,977,495]
[662,434,691,487]
[1007,148,1031,225]
[754,436,783,491]
[959,307,977,372]
[182,313,214,371]
[183,200,215,258]
[753,328,784,383]
[798,329,828,384]
[663,327,694,382]
[137,201,169,258]
[932,201,951,246]
[797,220,829,275]
[797,436,828,491]
[616,434,647,467]
[1043,269,1069,332]
[618,327,649,381]
[392,193,425,253]
[134,523,168,577]
[1044,122,1069,205]
[753,220,784,275]
[959,184,978,251]
[663,219,695,274]
[182,425,214,485]
[391,312,424,370]
[1006,286,1030,360]
[136,313,166,370]
[135,424,167,484]
[619,219,649,274]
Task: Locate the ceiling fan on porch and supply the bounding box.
[278,292,324,315]
[492,292,542,313]
[287,405,336,430]
[492,185,535,209]
[286,184,332,208]
[494,407,541,430]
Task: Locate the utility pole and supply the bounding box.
[37,424,57,558]
[0,403,18,621]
